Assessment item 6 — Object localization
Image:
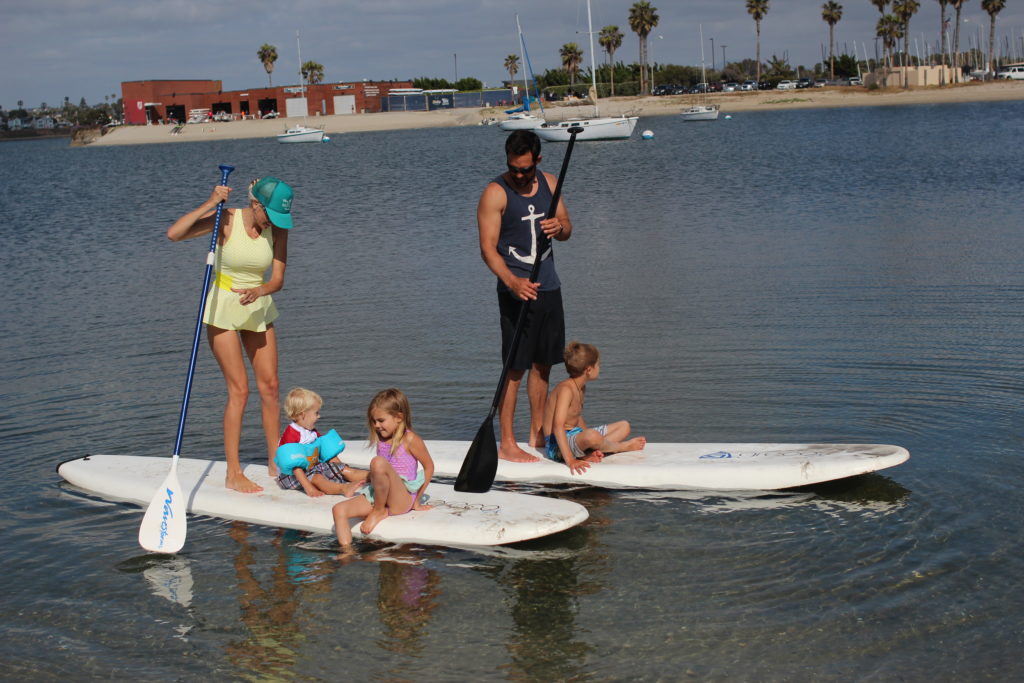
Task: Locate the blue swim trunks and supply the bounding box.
[544,425,606,462]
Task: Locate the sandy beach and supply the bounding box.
[87,80,1024,146]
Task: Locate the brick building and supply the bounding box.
[121,78,412,125]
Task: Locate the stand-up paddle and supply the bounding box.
[139,164,234,553]
[456,127,583,493]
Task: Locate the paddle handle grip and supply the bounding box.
[173,164,235,457]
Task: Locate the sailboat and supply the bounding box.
[534,0,638,141]
[277,30,328,143]
[499,16,545,131]
[680,25,720,122]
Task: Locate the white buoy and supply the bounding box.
[724,115,732,120]
[323,136,331,142]
[641,129,654,139]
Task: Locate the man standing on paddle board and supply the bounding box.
[477,130,573,462]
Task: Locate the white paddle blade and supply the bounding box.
[138,460,187,553]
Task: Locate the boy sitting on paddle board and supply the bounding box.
[275,388,367,497]
[542,342,646,474]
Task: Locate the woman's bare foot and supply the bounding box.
[226,471,263,493]
[499,443,540,462]
[360,508,388,534]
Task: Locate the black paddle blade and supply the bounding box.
[455,418,498,493]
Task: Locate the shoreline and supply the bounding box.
[88,81,1024,146]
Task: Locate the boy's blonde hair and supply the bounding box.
[366,388,413,447]
[284,387,322,420]
[564,341,600,378]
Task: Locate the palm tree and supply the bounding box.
[301,61,324,85]
[504,54,520,86]
[628,2,659,95]
[745,0,770,85]
[877,14,903,81]
[821,2,843,80]
[257,44,278,87]
[893,0,920,88]
[951,0,964,73]
[560,42,584,89]
[981,0,1006,75]
[599,25,624,96]
[935,0,949,69]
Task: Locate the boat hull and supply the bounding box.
[535,116,638,141]
[277,127,326,143]
[498,114,544,131]
[680,105,720,122]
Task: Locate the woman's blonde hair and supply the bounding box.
[366,388,412,448]
[564,341,600,378]
[284,387,322,421]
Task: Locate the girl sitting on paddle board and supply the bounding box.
[332,388,434,552]
[275,387,367,497]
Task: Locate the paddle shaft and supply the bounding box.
[172,164,235,457]
[485,127,581,419]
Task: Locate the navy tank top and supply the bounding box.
[495,174,561,292]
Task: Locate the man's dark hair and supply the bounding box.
[505,130,541,159]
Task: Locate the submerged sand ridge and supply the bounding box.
[89,81,1024,147]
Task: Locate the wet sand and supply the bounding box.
[90,81,1024,146]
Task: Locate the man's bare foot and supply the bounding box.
[499,443,540,463]
[360,508,388,534]
[226,471,263,493]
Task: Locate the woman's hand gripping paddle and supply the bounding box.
[139,164,235,553]
[456,127,583,493]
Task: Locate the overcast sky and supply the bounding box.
[4,0,1024,110]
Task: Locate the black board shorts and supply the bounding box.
[498,288,565,371]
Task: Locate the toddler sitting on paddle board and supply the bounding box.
[274,387,367,497]
[542,341,646,474]
[332,388,434,553]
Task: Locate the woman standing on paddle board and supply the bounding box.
[167,177,292,493]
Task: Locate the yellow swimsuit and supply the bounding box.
[202,209,279,332]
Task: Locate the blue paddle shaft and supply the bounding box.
[173,164,235,457]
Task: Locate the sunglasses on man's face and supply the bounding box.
[507,163,536,176]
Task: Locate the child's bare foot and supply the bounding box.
[226,471,263,493]
[340,481,363,498]
[582,450,604,463]
[360,508,388,534]
[499,443,540,462]
[622,437,646,452]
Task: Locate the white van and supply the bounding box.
[996,65,1024,80]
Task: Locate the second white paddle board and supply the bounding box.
[57,455,588,547]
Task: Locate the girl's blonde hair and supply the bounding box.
[367,388,412,448]
[284,387,322,421]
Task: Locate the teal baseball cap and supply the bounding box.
[249,176,294,229]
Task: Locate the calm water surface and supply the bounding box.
[2,101,1023,680]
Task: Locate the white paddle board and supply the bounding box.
[57,455,588,547]
[340,441,909,490]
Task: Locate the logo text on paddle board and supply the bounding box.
[159,488,175,548]
[509,204,551,265]
[699,451,733,459]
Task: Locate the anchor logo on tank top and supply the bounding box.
[509,204,552,265]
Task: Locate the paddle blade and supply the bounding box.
[138,459,187,553]
[455,418,498,493]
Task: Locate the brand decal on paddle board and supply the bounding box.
[699,451,733,459]
[159,488,175,548]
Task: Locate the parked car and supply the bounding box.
[777,80,797,90]
[212,111,232,122]
[846,76,862,86]
[723,82,739,92]
[740,80,757,91]
[653,84,675,95]
[797,78,812,89]
[814,79,827,88]
[690,82,709,94]
[996,65,1024,80]
[758,80,774,90]
[261,110,279,119]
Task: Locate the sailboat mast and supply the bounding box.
[586,0,599,116]
[516,15,530,112]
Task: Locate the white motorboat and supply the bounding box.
[276,31,329,144]
[498,111,544,131]
[277,125,326,143]
[680,25,720,122]
[535,0,638,142]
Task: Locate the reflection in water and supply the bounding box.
[142,557,195,608]
[225,523,331,678]
[363,547,442,657]
[498,489,613,680]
